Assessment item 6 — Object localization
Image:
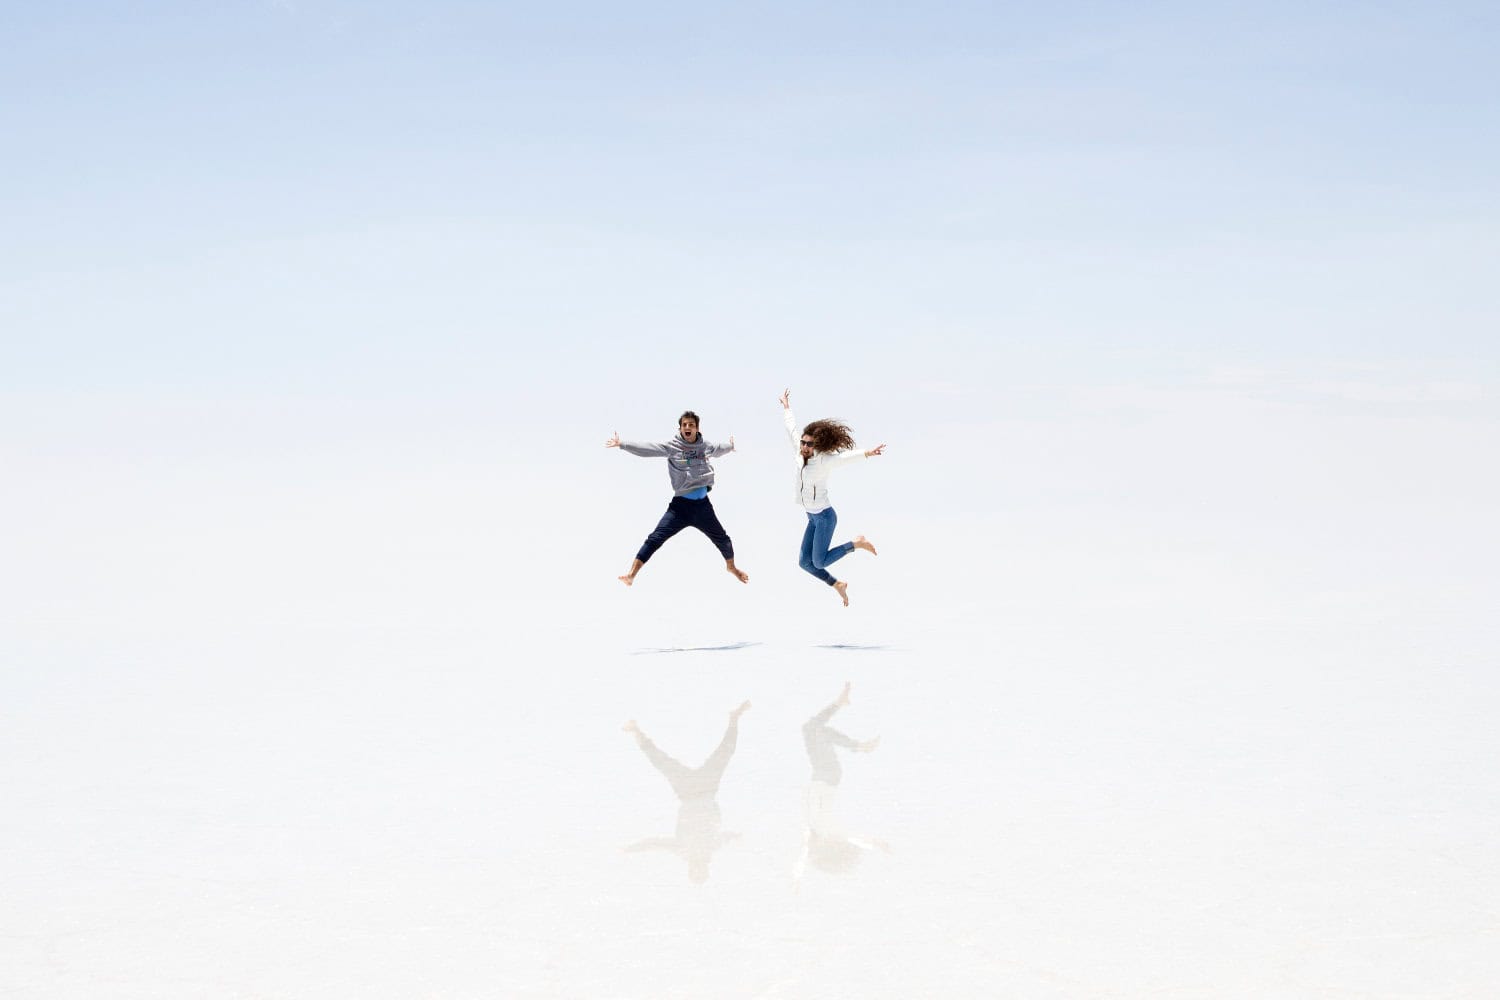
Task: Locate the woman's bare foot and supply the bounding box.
[833,580,849,606]
[622,720,640,735]
[836,682,852,707]
[725,560,749,584]
[854,535,877,555]
[730,700,752,722]
[619,558,644,586]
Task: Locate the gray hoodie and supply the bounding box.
[619,434,735,496]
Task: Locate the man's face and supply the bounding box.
[679,418,700,442]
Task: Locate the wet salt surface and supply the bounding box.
[4,607,1496,998]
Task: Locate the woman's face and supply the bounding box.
[678,417,700,443]
[799,433,816,459]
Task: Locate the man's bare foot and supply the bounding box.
[726,561,749,584]
[836,682,852,707]
[619,574,635,586]
[619,559,643,586]
[833,580,849,606]
[622,720,640,735]
[730,700,751,722]
[854,535,878,556]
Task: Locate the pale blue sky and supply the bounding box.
[4,1,1497,403]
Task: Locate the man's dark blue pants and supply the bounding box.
[636,495,734,563]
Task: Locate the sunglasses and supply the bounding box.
[800,439,815,446]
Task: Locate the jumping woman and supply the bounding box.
[607,411,750,587]
[779,388,884,606]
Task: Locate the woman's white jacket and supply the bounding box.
[785,408,866,513]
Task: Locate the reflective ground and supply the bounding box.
[5,594,1496,998]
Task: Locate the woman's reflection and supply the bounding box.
[794,681,889,886]
[622,700,751,884]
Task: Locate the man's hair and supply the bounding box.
[802,419,855,453]
[679,410,701,427]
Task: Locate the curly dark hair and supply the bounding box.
[802,419,856,453]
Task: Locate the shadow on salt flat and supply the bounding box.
[633,641,762,655]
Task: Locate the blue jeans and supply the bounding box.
[798,507,853,585]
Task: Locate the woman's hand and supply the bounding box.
[864,443,886,457]
[778,388,791,409]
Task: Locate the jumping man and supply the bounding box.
[607,411,750,587]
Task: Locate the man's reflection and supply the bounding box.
[795,681,888,886]
[622,700,751,884]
